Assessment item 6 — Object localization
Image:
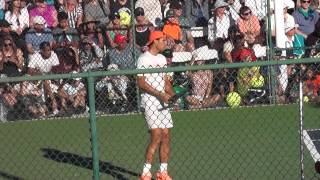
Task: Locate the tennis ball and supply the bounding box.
[119,11,131,26]
[226,92,241,108]
[250,75,264,88]
[303,96,309,103]
[315,161,320,174]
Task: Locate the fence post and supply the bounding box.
[87,75,100,180]
[266,0,277,104]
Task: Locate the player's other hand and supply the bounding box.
[160,92,172,104]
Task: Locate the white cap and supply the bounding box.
[213,0,229,10]
[172,52,192,63]
[285,22,299,33]
[253,44,267,58]
[192,45,218,61]
[33,16,46,25]
[107,63,119,71]
[283,0,295,9]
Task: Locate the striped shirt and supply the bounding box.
[59,5,83,28]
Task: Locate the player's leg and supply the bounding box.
[202,94,221,108]
[157,128,172,180]
[146,128,162,163]
[140,128,162,180]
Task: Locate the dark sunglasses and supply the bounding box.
[301,0,311,3]
[242,11,252,16]
[4,43,12,47]
[135,12,145,16]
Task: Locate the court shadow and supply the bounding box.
[41,148,140,180]
[0,170,23,180]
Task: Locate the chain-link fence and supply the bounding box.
[0,0,320,179]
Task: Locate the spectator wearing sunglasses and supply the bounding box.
[293,0,320,38]
[0,36,24,77]
[135,0,162,27]
[237,6,261,44]
[134,7,154,52]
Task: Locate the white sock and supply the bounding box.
[159,163,168,172]
[142,163,152,174]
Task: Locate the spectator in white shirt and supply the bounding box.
[5,0,29,35]
[28,41,60,115]
[208,0,234,50]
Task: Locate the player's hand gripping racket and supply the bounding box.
[158,91,187,111]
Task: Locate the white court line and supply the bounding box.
[303,129,320,162]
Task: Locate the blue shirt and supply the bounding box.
[25,28,54,51]
[293,8,319,35]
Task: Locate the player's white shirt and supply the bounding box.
[28,52,60,73]
[137,51,173,129]
[137,51,167,93]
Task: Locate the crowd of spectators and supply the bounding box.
[0,0,319,120]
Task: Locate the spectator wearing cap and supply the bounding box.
[52,11,80,50]
[5,0,29,35]
[25,16,53,54]
[237,6,261,43]
[0,19,21,41]
[208,0,235,51]
[84,0,110,26]
[29,0,58,28]
[185,45,221,109]
[79,36,104,72]
[107,33,139,111]
[79,18,104,49]
[134,7,154,52]
[163,9,184,51]
[106,11,129,49]
[58,0,83,29]
[27,41,60,115]
[107,33,139,70]
[135,0,162,27]
[293,0,320,38]
[170,0,195,52]
[285,23,305,57]
[270,0,295,37]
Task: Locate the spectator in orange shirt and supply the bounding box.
[304,67,320,101]
[237,6,261,44]
[162,9,183,51]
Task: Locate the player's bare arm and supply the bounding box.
[164,75,175,97]
[137,76,171,104]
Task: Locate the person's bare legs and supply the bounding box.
[159,128,170,163]
[202,94,221,108]
[145,128,162,163]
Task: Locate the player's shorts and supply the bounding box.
[141,94,173,129]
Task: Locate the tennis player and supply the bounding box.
[137,31,175,180]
